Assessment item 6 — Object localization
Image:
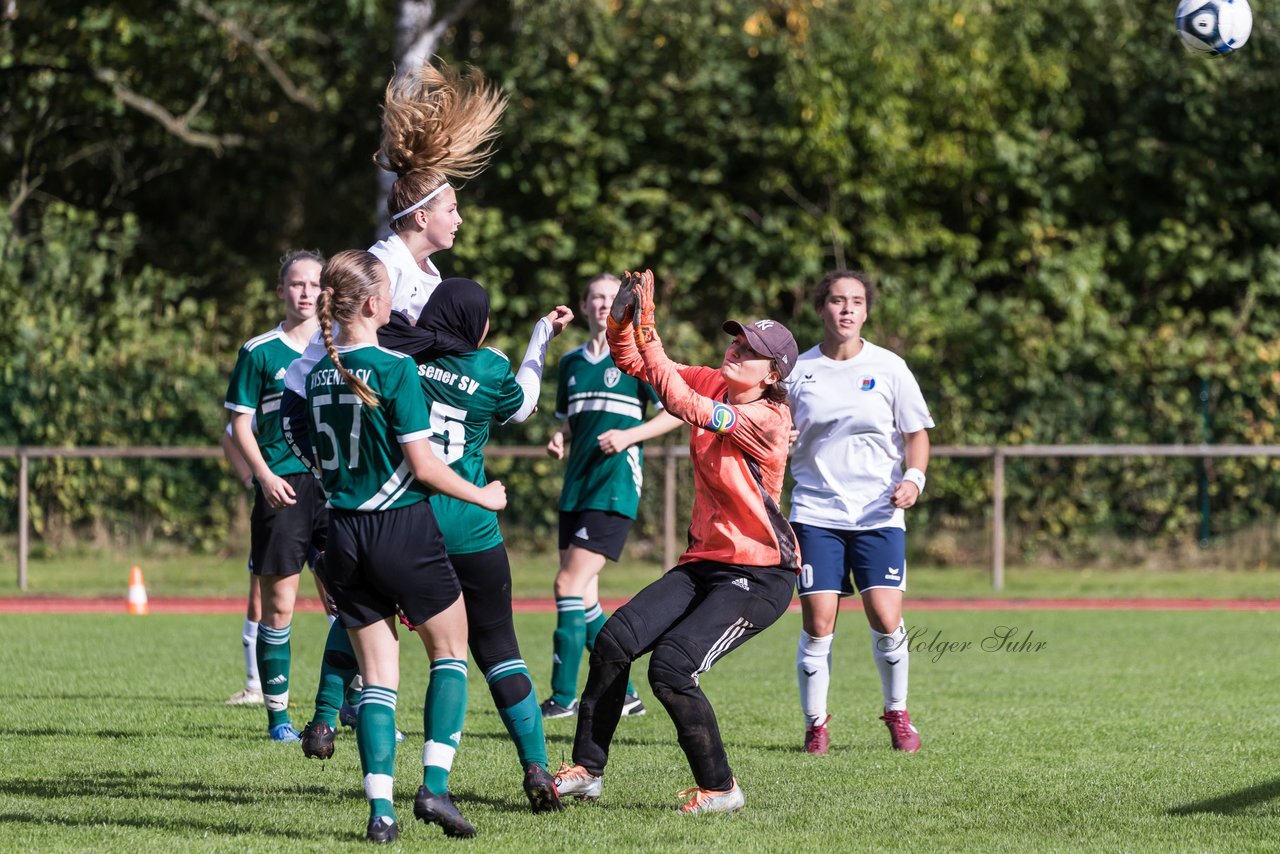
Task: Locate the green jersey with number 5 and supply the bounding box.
[419,347,524,554]
[306,344,433,512]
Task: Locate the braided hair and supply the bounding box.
[316,250,383,408]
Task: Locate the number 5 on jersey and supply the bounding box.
[427,402,467,465]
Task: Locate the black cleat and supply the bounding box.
[300,720,336,760]
[414,787,477,838]
[523,762,565,814]
[365,815,399,844]
[539,697,578,719]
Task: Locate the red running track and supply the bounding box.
[2,596,1278,614]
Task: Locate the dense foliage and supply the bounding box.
[5,0,1280,561]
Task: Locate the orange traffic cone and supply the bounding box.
[127,565,149,615]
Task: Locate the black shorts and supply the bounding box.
[558,509,633,562]
[324,502,461,630]
[250,473,328,577]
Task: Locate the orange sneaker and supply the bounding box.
[553,763,602,800]
[678,779,745,814]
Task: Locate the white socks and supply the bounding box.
[797,630,834,726]
[870,621,909,711]
[242,618,260,691]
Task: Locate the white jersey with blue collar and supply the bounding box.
[785,340,934,531]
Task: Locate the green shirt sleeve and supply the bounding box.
[224,345,260,414]
[386,357,432,441]
[494,357,525,423]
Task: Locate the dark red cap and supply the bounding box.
[722,319,800,379]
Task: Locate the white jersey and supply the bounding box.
[283,234,442,396]
[368,232,441,323]
[785,340,934,531]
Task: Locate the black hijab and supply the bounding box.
[376,277,488,362]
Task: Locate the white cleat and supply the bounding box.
[226,688,264,706]
[679,779,745,814]
[553,763,602,800]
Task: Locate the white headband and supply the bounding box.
[392,182,452,222]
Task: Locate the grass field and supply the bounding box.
[5,549,1280,600]
[3,608,1279,851]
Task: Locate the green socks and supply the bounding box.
[311,618,357,727]
[550,597,585,706]
[357,685,398,821]
[485,659,548,769]
[423,659,468,795]
[256,622,291,728]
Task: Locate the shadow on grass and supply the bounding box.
[0,772,343,809]
[0,810,335,841]
[1168,777,1280,816]
[0,724,267,741]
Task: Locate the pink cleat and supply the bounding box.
[804,715,831,755]
[880,708,921,753]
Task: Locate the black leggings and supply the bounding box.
[451,544,529,708]
[571,561,795,790]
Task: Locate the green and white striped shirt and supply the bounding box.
[306,343,432,512]
[224,325,309,477]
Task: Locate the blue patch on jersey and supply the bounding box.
[860,376,876,391]
[707,402,737,434]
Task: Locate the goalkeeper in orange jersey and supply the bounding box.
[554,270,800,815]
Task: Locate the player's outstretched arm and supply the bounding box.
[509,304,575,424]
[606,270,652,382]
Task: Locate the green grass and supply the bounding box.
[2,610,1278,851]
[3,549,1280,600]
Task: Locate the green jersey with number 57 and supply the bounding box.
[420,347,524,554]
[306,344,432,512]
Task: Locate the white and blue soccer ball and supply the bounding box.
[1176,0,1253,55]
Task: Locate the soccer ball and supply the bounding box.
[1176,0,1253,55]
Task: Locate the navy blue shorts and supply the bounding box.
[793,523,906,596]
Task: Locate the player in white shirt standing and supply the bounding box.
[785,270,934,755]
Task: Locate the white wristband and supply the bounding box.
[902,467,926,494]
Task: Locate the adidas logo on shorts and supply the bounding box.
[575,527,589,540]
[731,577,750,591]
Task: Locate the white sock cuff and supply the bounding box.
[242,619,259,644]
[555,596,585,613]
[800,630,834,657]
[363,773,395,802]
[423,740,458,771]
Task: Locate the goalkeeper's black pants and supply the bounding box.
[571,560,794,791]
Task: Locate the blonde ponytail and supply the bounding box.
[374,62,507,229]
[316,251,383,408]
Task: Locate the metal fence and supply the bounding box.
[5,443,1280,592]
